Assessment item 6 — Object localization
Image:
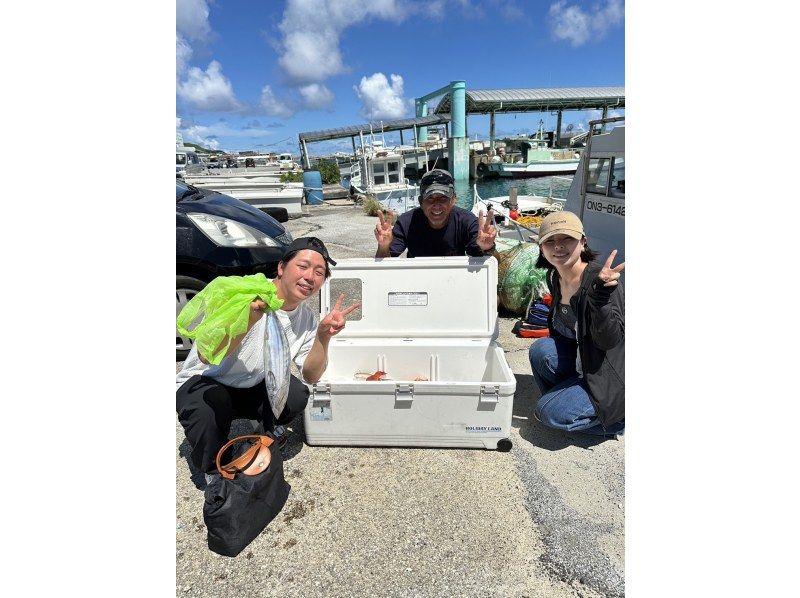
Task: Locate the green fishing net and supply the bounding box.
[496,242,549,314]
[176,273,284,365]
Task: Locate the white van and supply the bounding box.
[562,118,625,277]
[176,149,203,178]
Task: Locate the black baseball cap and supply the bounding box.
[284,236,337,266]
[419,168,455,200]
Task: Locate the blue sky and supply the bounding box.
[176,0,625,155]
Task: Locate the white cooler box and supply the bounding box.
[303,256,516,450]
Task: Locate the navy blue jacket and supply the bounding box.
[389,206,486,257]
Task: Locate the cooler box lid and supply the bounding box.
[320,256,498,339]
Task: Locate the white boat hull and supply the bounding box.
[185,172,283,184]
[480,160,579,179]
[185,179,305,215]
[348,178,419,216]
[472,193,565,243]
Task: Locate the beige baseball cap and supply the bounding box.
[537,211,585,243]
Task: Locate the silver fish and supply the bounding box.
[263,310,291,419]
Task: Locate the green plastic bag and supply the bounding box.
[176,273,284,365]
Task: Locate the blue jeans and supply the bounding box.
[528,336,625,437]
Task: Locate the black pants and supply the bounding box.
[176,374,310,473]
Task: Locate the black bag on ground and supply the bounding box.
[203,434,290,557]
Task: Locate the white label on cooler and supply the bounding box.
[388,292,428,306]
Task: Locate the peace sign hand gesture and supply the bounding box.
[476,208,497,251]
[598,250,625,287]
[318,293,361,340]
[374,210,396,251]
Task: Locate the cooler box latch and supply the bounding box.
[310,383,332,422]
[395,383,414,402]
[312,383,331,407]
[479,385,500,404]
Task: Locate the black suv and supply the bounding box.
[176,180,293,359]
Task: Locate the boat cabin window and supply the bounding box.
[387,161,400,184]
[586,157,625,198]
[585,158,611,195]
[373,161,386,185]
[610,157,625,198]
[176,153,187,165]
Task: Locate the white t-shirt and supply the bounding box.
[176,302,320,389]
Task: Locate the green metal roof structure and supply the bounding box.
[434,87,625,115]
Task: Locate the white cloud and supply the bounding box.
[428,0,447,18]
[586,108,624,121]
[179,121,283,151]
[177,61,242,111]
[180,125,220,150]
[176,34,193,78]
[299,83,334,110]
[568,108,624,132]
[277,0,406,84]
[176,0,238,113]
[260,86,295,118]
[177,0,212,44]
[548,0,624,46]
[279,29,346,85]
[354,73,408,120]
[549,1,591,45]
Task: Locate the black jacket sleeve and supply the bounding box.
[464,211,485,257]
[389,220,407,257]
[586,277,625,351]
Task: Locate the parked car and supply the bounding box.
[176,179,293,360]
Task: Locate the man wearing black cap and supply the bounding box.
[176,237,359,476]
[374,168,497,258]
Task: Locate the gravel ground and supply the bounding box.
[176,203,624,597]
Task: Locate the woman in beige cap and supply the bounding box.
[527,211,625,437]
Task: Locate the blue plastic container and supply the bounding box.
[303,170,324,205]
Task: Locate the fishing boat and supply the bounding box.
[341,139,419,215]
[477,115,625,268]
[471,180,567,244]
[183,174,305,216]
[562,117,625,276]
[184,170,283,183]
[476,120,580,179]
